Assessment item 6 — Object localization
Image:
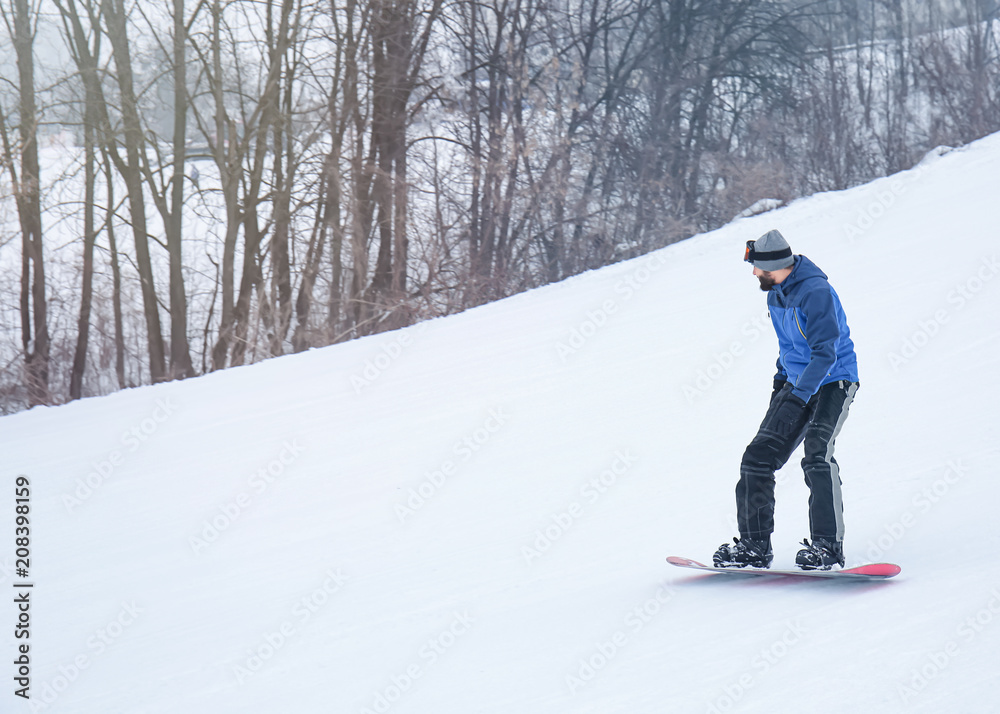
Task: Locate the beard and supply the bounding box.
[757,273,777,291]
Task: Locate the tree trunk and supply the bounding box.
[269,62,294,356]
[70,90,98,400]
[56,0,128,387]
[167,0,194,378]
[102,0,167,382]
[207,0,242,371]
[103,151,127,389]
[225,0,294,365]
[10,0,50,405]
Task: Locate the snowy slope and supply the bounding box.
[2,132,1000,714]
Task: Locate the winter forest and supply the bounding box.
[1,0,998,412]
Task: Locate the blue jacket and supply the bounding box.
[768,255,858,401]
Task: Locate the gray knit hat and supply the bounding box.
[745,229,794,271]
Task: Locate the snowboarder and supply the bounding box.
[714,229,860,570]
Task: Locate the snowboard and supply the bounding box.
[667,555,901,580]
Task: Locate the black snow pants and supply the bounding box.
[736,380,859,543]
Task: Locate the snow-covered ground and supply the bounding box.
[2,131,999,713]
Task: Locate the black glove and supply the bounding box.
[770,378,786,404]
[769,385,810,437]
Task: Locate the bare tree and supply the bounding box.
[166,0,195,378]
[292,0,357,351]
[67,15,102,400]
[190,0,244,371]
[355,0,443,331]
[1,0,50,405]
[100,0,167,382]
[3,0,1000,415]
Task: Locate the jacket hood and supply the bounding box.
[786,255,827,285]
[772,255,826,304]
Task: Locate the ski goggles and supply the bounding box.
[744,240,792,265]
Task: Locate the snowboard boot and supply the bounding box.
[713,537,773,569]
[795,538,845,570]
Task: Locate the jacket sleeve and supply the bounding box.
[774,357,786,383]
[790,285,839,402]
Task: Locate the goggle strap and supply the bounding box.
[751,247,792,262]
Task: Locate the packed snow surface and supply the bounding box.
[3,132,1000,713]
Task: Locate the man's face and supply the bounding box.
[753,266,778,291]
